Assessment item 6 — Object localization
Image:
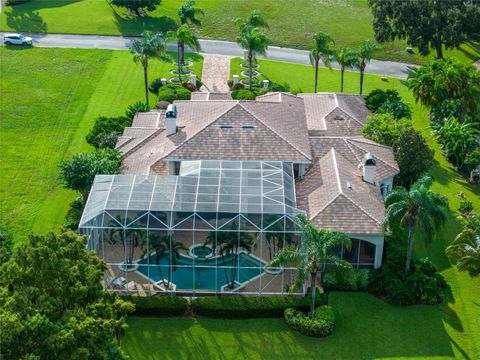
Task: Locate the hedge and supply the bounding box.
[122,296,188,316]
[322,269,369,292]
[191,293,327,318]
[284,306,335,337]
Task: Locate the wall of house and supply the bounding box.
[378,176,394,198]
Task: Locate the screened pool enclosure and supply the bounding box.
[79,160,306,295]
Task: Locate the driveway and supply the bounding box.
[0,32,416,79]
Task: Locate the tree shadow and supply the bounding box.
[5,7,48,33]
[112,11,177,37]
[7,0,81,10]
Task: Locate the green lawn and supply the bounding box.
[1,0,478,64]
[0,47,202,243]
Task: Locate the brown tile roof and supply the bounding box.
[190,92,232,101]
[296,148,385,234]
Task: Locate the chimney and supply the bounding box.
[165,104,177,136]
[362,152,376,184]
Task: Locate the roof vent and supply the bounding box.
[220,125,233,129]
[363,152,376,184]
[165,104,177,136]
[242,125,254,129]
[346,181,352,189]
[333,114,345,121]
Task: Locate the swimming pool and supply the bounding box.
[137,252,264,291]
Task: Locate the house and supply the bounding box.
[79,92,399,295]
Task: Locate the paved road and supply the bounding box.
[1,32,416,78]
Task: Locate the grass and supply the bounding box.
[122,58,480,359]
[0,0,479,64]
[0,46,202,243]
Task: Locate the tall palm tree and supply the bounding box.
[107,216,145,269]
[205,231,255,289]
[236,25,269,90]
[178,0,204,26]
[268,215,352,316]
[309,32,335,93]
[446,214,480,277]
[384,176,449,274]
[335,46,358,93]
[265,232,292,260]
[129,31,165,107]
[355,39,377,95]
[167,24,201,81]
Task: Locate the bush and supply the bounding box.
[231,89,256,100]
[364,89,411,120]
[158,83,192,103]
[63,197,85,231]
[231,83,245,91]
[322,269,369,291]
[270,82,290,93]
[459,199,474,216]
[6,0,30,4]
[126,101,149,120]
[182,82,196,92]
[284,306,335,337]
[191,294,327,318]
[95,132,119,149]
[156,100,171,109]
[121,296,188,316]
[86,116,131,149]
[149,78,164,94]
[385,278,416,306]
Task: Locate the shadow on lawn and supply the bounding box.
[112,10,177,37]
[5,7,47,33]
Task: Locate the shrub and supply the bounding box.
[231,89,256,100]
[62,197,85,231]
[6,0,30,4]
[364,89,411,120]
[322,269,369,291]
[270,82,290,92]
[86,116,131,149]
[231,83,245,91]
[191,294,327,318]
[227,79,234,89]
[158,83,192,103]
[459,199,474,216]
[284,306,335,337]
[126,101,149,120]
[156,100,171,109]
[94,132,119,149]
[121,296,188,316]
[149,78,164,94]
[385,278,416,306]
[182,81,196,92]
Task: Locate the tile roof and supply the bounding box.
[296,148,385,234]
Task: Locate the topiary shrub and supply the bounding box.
[149,78,164,94]
[231,89,256,100]
[121,296,188,316]
[158,83,192,103]
[191,294,327,318]
[284,306,335,337]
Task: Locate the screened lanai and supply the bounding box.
[79,160,305,295]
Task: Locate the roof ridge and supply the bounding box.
[161,102,238,160]
[348,137,395,150]
[239,103,312,161]
[346,139,399,170]
[122,128,165,158]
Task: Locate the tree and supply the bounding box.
[384,176,448,274]
[362,114,433,187]
[404,58,480,123]
[309,32,335,93]
[167,24,201,80]
[364,89,412,120]
[264,231,293,261]
[432,118,479,168]
[142,233,187,288]
[355,39,377,95]
[335,46,357,92]
[0,232,134,359]
[112,0,161,16]
[178,0,204,26]
[205,231,255,289]
[236,23,269,90]
[268,215,352,316]
[368,0,480,59]
[129,31,165,107]
[446,213,480,277]
[59,149,122,200]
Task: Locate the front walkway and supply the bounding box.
[200,54,232,93]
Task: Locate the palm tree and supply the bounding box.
[432,118,479,168]
[355,39,377,95]
[446,213,480,277]
[205,231,255,289]
[167,24,201,81]
[107,217,145,269]
[178,0,204,26]
[268,215,352,316]
[129,31,165,107]
[335,46,358,93]
[265,232,292,261]
[384,176,449,274]
[236,25,269,90]
[309,32,335,93]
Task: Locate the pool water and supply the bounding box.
[191,245,213,259]
[137,253,264,290]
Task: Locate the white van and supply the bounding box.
[4,33,33,46]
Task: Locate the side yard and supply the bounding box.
[0,47,202,243]
[0,0,478,64]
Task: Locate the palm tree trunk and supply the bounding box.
[314,59,319,93]
[177,44,182,82]
[180,40,185,67]
[359,66,365,95]
[405,217,415,274]
[309,271,317,317]
[435,36,443,59]
[248,53,253,91]
[143,61,149,107]
[340,68,345,93]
